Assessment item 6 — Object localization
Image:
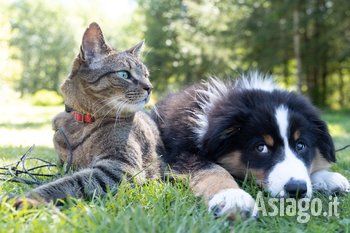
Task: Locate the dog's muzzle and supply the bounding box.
[284,178,308,198]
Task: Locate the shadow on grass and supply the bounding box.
[0,120,52,130]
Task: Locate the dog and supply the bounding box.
[152,72,350,219]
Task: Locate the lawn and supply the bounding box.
[0,94,350,233]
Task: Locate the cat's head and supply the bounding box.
[61,22,151,118]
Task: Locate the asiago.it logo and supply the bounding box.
[253,191,340,223]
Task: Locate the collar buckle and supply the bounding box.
[80,113,85,123]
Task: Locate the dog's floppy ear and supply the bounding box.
[200,111,247,160]
[314,119,335,162]
[201,126,240,160]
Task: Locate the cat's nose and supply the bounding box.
[143,85,153,94]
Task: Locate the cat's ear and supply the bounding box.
[80,22,109,63]
[127,41,144,57]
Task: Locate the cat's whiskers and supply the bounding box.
[93,96,124,117]
[93,97,117,105]
[151,105,165,124]
[93,100,114,117]
[147,67,161,72]
[113,100,124,118]
[114,100,128,128]
[92,97,113,110]
[142,47,152,60]
[98,103,116,127]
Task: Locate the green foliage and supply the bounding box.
[8,0,76,95]
[139,0,247,93]
[138,0,350,107]
[3,0,350,106]
[137,0,183,92]
[31,90,63,106]
[233,0,350,107]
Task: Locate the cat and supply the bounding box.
[14,22,163,208]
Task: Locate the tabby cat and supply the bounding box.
[15,22,162,207]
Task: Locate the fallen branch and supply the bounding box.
[0,128,74,185]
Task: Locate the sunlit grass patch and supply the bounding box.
[0,128,57,148]
[0,179,231,233]
[328,124,349,138]
[323,110,350,148]
[0,92,61,148]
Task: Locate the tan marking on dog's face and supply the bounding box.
[250,169,267,185]
[216,152,246,177]
[190,166,239,201]
[310,149,331,174]
[216,151,267,186]
[263,135,274,147]
[293,130,301,141]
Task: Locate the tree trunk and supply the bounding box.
[320,59,328,107]
[293,1,302,93]
[338,68,345,107]
[283,58,289,87]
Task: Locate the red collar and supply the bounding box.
[71,111,95,123]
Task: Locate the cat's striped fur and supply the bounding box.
[15,22,163,207]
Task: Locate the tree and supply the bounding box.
[138,0,247,92]
[138,0,350,107]
[232,0,350,107]
[9,0,76,95]
[293,0,303,93]
[138,0,183,92]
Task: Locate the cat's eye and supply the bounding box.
[116,70,131,79]
[295,141,306,152]
[256,143,269,154]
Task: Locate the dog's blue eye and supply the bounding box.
[256,144,269,154]
[296,141,305,152]
[116,70,131,79]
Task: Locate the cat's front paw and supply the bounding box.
[14,197,44,210]
[311,170,350,194]
[208,188,257,220]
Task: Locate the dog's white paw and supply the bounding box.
[311,170,350,194]
[208,188,257,220]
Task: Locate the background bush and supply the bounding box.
[31,89,63,106]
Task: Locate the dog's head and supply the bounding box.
[197,74,335,198]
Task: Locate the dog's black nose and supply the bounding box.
[284,179,307,198]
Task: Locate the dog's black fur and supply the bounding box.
[153,79,334,175]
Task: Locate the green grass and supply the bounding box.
[0,94,350,233]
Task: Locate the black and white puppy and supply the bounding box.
[152,72,349,219]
